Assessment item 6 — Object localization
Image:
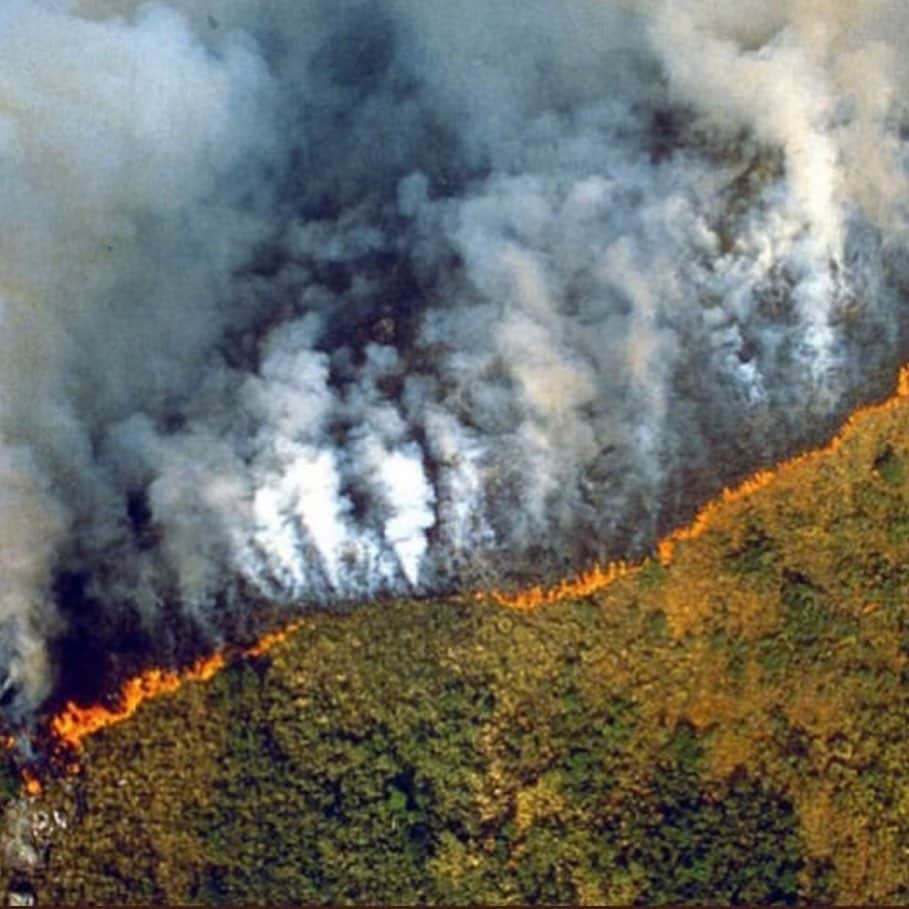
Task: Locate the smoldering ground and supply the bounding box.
[1,0,909,717]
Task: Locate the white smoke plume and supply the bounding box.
[1,0,908,716]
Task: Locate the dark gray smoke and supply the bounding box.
[2,0,909,716]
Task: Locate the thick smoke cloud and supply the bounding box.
[1,0,909,716]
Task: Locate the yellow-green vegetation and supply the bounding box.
[11,389,909,904]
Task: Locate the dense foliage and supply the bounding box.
[6,379,909,904]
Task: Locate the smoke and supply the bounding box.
[1,0,909,717]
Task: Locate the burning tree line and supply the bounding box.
[3,363,908,795]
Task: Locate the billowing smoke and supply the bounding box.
[1,0,909,717]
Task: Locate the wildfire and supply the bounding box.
[25,363,909,775]
[50,654,225,751]
[246,619,304,657]
[484,560,634,610]
[21,768,42,797]
[487,364,909,610]
[49,619,304,753]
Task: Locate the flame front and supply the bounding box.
[37,366,909,757]
[50,655,226,751]
[49,620,304,752]
[246,620,304,658]
[487,365,909,609]
[483,561,634,610]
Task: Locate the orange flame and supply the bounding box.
[486,365,909,609]
[50,619,304,752]
[33,364,909,761]
[484,560,634,610]
[245,619,303,658]
[21,767,42,797]
[50,654,225,751]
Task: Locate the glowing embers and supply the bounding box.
[21,767,41,797]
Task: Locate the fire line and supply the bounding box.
[48,621,303,753]
[485,365,909,609]
[25,364,909,776]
